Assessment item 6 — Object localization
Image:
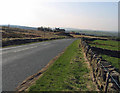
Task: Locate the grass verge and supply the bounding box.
[28,39,95,92]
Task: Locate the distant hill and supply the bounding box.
[1,25,38,30]
[1,25,118,37]
[63,27,118,37]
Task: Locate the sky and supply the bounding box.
[0,0,119,32]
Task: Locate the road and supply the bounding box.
[2,39,76,91]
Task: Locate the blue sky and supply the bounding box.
[0,0,118,32]
[46,2,118,31]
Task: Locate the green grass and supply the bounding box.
[28,39,95,92]
[89,39,120,72]
[90,40,120,51]
[93,40,119,46]
[101,54,120,72]
[89,40,119,51]
[89,43,119,51]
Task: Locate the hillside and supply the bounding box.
[64,28,118,37]
[1,25,118,37]
[1,25,37,30]
[2,26,72,47]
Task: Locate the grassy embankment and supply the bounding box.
[28,39,95,92]
[89,40,120,71]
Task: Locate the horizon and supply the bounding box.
[1,24,118,33]
[0,0,118,32]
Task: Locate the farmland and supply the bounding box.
[89,40,119,51]
[87,39,120,72]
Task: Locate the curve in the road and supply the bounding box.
[2,39,76,91]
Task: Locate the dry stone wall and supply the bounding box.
[81,38,120,92]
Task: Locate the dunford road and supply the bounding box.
[2,39,76,91]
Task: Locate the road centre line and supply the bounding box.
[2,42,51,54]
[1,42,51,51]
[14,46,38,52]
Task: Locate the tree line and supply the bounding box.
[38,27,65,32]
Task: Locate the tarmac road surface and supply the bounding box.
[2,38,76,91]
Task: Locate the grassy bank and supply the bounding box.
[28,39,95,92]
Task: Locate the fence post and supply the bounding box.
[105,72,110,93]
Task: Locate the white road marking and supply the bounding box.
[2,42,50,54]
[14,46,38,52]
[2,43,40,51]
[1,42,51,51]
[1,40,57,54]
[1,46,38,54]
[42,43,50,45]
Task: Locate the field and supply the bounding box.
[2,26,68,40]
[89,40,119,51]
[70,34,108,40]
[28,40,96,92]
[87,39,120,72]
[2,26,71,47]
